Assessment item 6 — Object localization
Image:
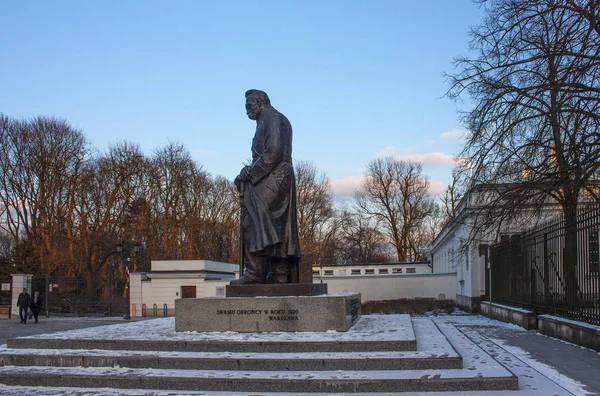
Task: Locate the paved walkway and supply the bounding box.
[436,314,600,395]
[0,315,152,345]
[0,313,598,395]
[470,319,600,395]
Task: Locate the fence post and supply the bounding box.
[163,303,168,317]
[487,246,492,304]
[153,303,157,317]
[142,303,146,317]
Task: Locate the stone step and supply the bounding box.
[6,314,417,353]
[0,366,518,393]
[6,337,417,353]
[0,315,520,392]
[0,350,462,371]
[0,315,460,371]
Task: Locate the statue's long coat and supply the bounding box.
[238,106,301,259]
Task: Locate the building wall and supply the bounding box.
[129,274,232,317]
[204,280,230,297]
[129,273,143,317]
[313,263,431,277]
[315,273,456,302]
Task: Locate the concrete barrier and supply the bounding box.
[538,314,600,352]
[480,302,538,330]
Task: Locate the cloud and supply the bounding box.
[428,179,446,195]
[395,152,456,167]
[373,148,456,168]
[331,173,447,202]
[330,174,364,200]
[440,128,470,140]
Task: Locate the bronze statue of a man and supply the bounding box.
[231,90,301,285]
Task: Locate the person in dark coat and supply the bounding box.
[30,291,43,324]
[16,288,31,324]
[231,90,301,284]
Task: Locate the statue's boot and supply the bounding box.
[266,261,290,284]
[231,247,267,284]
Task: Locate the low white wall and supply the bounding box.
[316,273,457,302]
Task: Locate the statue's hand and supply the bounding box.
[239,166,251,181]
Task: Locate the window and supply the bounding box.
[324,270,333,276]
[365,269,375,275]
[392,268,402,274]
[378,268,389,274]
[312,270,320,276]
[351,269,361,275]
[406,268,416,274]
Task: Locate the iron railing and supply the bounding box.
[31,275,127,317]
[488,203,600,326]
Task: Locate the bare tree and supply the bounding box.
[355,158,437,262]
[149,142,200,259]
[294,161,337,266]
[74,141,151,296]
[185,175,239,263]
[441,169,465,223]
[0,114,90,274]
[0,231,15,282]
[338,209,390,264]
[447,0,600,304]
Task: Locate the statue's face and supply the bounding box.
[245,97,262,120]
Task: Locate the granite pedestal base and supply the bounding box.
[175,293,361,332]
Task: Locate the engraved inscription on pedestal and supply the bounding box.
[175,293,361,333]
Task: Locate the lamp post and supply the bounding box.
[115,242,141,320]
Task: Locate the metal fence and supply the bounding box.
[488,203,600,326]
[31,275,127,317]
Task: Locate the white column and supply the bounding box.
[11,273,32,320]
[129,273,143,318]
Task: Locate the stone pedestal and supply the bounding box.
[175,293,361,332]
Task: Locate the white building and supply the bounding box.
[429,185,562,312]
[129,260,238,317]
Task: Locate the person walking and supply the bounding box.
[30,291,43,324]
[17,288,31,324]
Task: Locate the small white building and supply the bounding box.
[129,260,238,317]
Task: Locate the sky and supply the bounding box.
[0,1,484,201]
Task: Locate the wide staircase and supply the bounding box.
[0,314,518,393]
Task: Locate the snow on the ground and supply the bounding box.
[11,314,415,343]
[0,313,597,395]
[0,385,585,396]
[436,314,596,395]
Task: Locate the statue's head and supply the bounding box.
[245,89,271,120]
